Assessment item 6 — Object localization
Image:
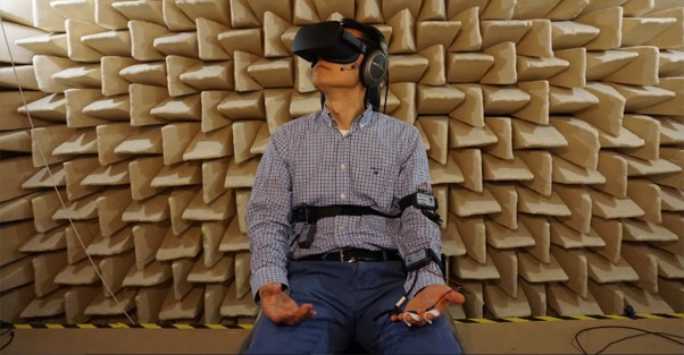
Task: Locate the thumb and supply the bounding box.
[303,303,316,317]
[445,289,465,305]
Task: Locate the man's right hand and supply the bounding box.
[259,282,316,326]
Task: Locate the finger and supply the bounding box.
[419,311,432,325]
[423,309,440,323]
[279,306,307,325]
[446,290,466,305]
[291,303,315,323]
[434,291,466,314]
[406,312,426,327]
[273,307,297,324]
[302,303,317,319]
[395,313,410,327]
[401,313,412,327]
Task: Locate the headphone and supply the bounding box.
[340,18,389,89]
[316,19,390,113]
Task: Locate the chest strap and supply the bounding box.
[289,191,442,248]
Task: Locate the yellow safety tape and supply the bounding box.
[535,316,562,322]
[141,323,162,329]
[76,323,97,329]
[603,314,629,320]
[502,317,529,323]
[637,313,664,320]
[467,318,497,324]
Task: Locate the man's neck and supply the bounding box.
[322,85,366,130]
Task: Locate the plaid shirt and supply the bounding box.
[246,104,445,302]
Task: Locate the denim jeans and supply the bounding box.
[245,259,463,354]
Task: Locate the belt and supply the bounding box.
[294,248,402,263]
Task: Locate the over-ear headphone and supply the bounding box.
[340,19,389,89]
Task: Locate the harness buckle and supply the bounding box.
[303,206,312,223]
[340,249,358,263]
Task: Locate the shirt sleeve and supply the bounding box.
[392,126,446,299]
[246,131,292,304]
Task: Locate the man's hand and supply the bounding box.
[259,282,316,326]
[390,284,465,327]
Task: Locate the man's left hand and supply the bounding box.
[390,284,465,327]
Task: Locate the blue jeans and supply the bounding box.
[245,260,463,354]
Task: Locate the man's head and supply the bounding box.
[292,19,388,109]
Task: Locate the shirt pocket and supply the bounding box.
[351,157,397,210]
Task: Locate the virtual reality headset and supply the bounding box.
[292,21,369,64]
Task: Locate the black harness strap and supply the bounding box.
[289,192,442,248]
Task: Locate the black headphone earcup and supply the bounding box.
[361,50,387,88]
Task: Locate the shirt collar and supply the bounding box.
[318,103,375,130]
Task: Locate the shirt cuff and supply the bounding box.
[403,261,445,299]
[250,265,290,305]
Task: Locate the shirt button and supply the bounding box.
[340,193,346,200]
[340,164,346,170]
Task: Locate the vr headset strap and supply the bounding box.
[340,30,367,53]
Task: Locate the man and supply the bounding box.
[245,18,465,354]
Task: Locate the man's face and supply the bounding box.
[311,27,365,90]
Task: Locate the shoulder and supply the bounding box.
[374,112,420,142]
[267,111,319,154]
[373,113,424,164]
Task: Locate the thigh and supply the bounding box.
[372,315,463,355]
[354,263,463,355]
[245,261,353,354]
[244,311,344,354]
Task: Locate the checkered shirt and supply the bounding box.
[247,104,445,303]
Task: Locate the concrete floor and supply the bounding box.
[1,318,682,354]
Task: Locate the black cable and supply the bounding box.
[0,320,12,332]
[595,332,683,355]
[0,332,13,352]
[383,69,390,114]
[403,270,419,300]
[574,325,684,355]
